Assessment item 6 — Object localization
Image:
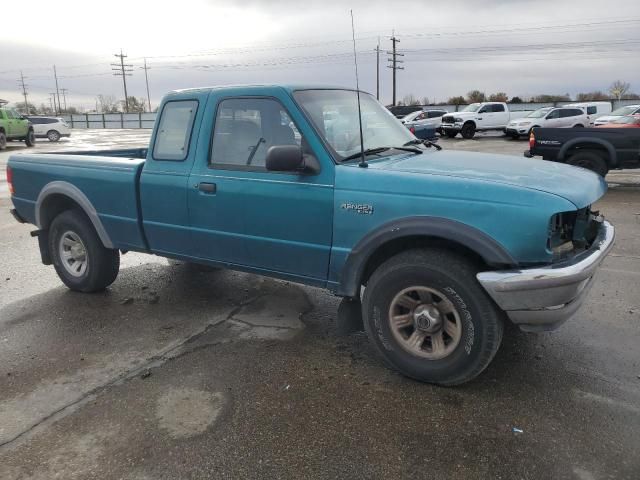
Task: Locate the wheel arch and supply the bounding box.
[36,181,114,248]
[336,217,517,298]
[558,138,616,167]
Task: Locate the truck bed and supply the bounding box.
[9,152,148,251]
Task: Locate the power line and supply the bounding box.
[61,88,68,112]
[53,65,62,116]
[111,49,133,113]
[387,33,404,106]
[18,71,29,113]
[142,58,152,113]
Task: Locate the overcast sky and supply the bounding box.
[1,0,639,110]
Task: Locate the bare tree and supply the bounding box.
[97,94,120,113]
[447,96,466,105]
[609,80,631,100]
[466,90,486,103]
[401,94,420,106]
[576,91,610,101]
[488,92,508,102]
[420,96,430,106]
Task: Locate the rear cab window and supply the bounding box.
[153,100,199,161]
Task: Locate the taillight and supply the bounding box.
[6,166,14,195]
[529,130,535,150]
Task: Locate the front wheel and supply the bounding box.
[25,129,36,147]
[362,248,504,386]
[49,209,120,292]
[47,130,61,142]
[0,132,6,150]
[461,123,476,139]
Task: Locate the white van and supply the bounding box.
[564,102,612,125]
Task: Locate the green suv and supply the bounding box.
[0,106,36,150]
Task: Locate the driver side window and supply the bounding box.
[210,97,302,170]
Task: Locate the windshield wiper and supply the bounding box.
[404,139,442,151]
[341,147,390,162]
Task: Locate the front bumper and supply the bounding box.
[506,126,530,135]
[440,123,462,132]
[477,220,615,332]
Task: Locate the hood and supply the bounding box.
[595,115,620,123]
[363,150,607,208]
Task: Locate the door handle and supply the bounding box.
[197,182,216,194]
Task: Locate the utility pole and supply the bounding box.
[49,93,57,115]
[386,33,404,106]
[61,88,68,112]
[53,66,62,114]
[142,58,152,113]
[374,38,380,100]
[48,97,54,114]
[111,49,133,113]
[18,71,29,114]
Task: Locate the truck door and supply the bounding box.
[544,109,562,127]
[4,110,15,137]
[188,94,334,283]
[140,98,202,257]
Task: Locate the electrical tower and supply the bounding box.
[111,49,133,113]
[386,34,404,106]
[18,71,29,114]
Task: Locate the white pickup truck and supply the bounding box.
[440,102,528,139]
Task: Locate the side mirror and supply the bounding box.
[266,145,303,171]
[265,145,320,175]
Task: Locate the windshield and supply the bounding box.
[461,103,481,112]
[611,106,639,116]
[294,89,414,161]
[402,111,422,122]
[526,107,553,118]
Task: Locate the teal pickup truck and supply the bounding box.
[7,85,615,385]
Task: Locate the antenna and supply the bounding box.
[350,10,367,168]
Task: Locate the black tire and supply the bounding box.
[0,131,6,150]
[508,132,519,140]
[49,209,120,292]
[567,150,609,177]
[461,123,476,139]
[445,131,458,138]
[362,248,504,386]
[47,130,61,142]
[25,129,36,147]
[572,124,584,128]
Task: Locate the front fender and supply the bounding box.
[335,216,517,297]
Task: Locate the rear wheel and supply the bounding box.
[0,132,6,150]
[572,124,584,128]
[49,209,120,292]
[362,248,504,386]
[461,123,476,139]
[25,129,36,147]
[567,150,609,177]
[47,130,61,142]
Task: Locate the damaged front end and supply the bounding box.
[548,207,604,262]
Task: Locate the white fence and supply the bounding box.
[62,99,640,129]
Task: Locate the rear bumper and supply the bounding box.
[476,220,615,332]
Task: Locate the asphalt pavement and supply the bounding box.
[0,130,639,479]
